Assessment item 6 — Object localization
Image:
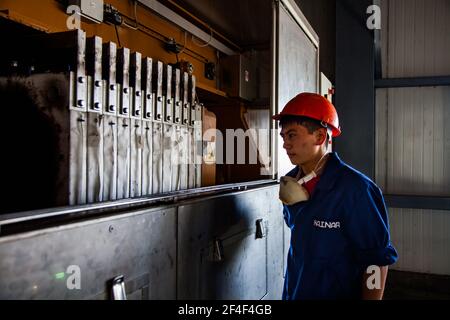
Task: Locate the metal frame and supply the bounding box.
[385,195,450,211]
[272,0,320,179]
[279,0,319,49]
[375,76,450,88]
[0,180,276,235]
[373,0,382,80]
[335,0,376,179]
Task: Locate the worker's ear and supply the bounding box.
[314,128,327,146]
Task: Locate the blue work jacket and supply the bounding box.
[282,152,398,300]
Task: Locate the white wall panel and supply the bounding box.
[382,0,450,78]
[389,209,450,275]
[376,87,450,196]
[378,0,450,276]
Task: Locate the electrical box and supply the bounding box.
[68,0,104,24]
[220,54,256,101]
[320,72,334,103]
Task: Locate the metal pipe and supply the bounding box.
[136,0,238,56]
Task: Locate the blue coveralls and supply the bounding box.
[282,152,398,300]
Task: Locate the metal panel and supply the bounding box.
[152,61,163,195]
[389,208,450,275]
[162,120,174,192]
[335,0,375,179]
[142,57,153,121]
[382,0,450,79]
[101,43,118,201]
[117,48,131,117]
[142,58,153,196]
[86,36,103,112]
[177,185,285,299]
[153,61,163,122]
[0,183,284,299]
[60,30,87,113]
[0,73,85,208]
[152,120,163,195]
[276,2,318,177]
[194,103,203,188]
[86,89,104,204]
[182,72,190,127]
[0,207,177,299]
[376,87,450,196]
[103,113,118,201]
[142,115,153,196]
[274,0,319,278]
[171,69,182,191]
[69,109,88,206]
[86,37,104,204]
[162,65,174,193]
[116,48,131,200]
[102,42,117,116]
[130,52,143,198]
[173,69,182,125]
[179,72,190,191]
[130,52,143,119]
[117,117,131,199]
[130,118,143,198]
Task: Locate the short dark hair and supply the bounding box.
[279,115,326,134]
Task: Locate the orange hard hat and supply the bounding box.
[272,92,341,137]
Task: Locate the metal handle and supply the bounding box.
[256,219,266,239]
[111,275,127,300]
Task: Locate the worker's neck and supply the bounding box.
[300,149,327,176]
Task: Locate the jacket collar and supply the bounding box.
[286,152,344,191]
[315,152,343,191]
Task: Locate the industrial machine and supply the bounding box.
[0,0,320,300]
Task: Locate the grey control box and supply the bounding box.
[68,0,104,24]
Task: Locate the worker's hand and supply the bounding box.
[279,176,310,205]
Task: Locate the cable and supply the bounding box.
[123,0,139,30]
[191,25,213,48]
[178,31,187,55]
[114,24,122,48]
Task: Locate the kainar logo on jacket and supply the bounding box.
[313,220,341,229]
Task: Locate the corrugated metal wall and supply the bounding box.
[389,208,450,275]
[377,0,450,275]
[376,87,450,195]
[381,0,450,78]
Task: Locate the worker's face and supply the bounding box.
[280,123,325,166]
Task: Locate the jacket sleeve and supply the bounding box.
[344,183,398,267]
[282,166,303,229]
[283,201,308,229]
